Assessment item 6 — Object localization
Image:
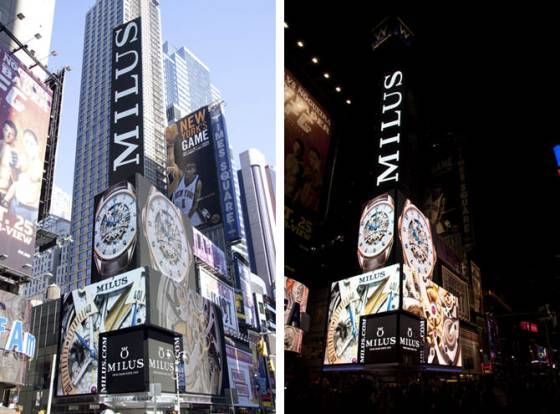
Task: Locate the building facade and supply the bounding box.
[163,41,213,123]
[67,0,166,293]
[0,0,56,79]
[23,215,71,300]
[238,149,276,296]
[49,185,72,221]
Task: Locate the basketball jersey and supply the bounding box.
[172,174,202,226]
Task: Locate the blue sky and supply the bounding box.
[49,0,275,197]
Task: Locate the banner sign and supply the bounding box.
[210,104,241,242]
[0,291,34,385]
[193,227,228,277]
[0,45,53,277]
[109,17,144,184]
[358,313,398,365]
[234,257,257,327]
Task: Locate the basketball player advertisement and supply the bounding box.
[285,71,333,241]
[166,105,222,230]
[0,45,53,277]
[57,268,147,396]
[323,264,400,365]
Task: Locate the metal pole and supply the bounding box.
[46,353,56,414]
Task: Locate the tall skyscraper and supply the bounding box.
[67,0,166,293]
[163,41,214,123]
[0,0,56,78]
[238,149,276,295]
[49,185,72,221]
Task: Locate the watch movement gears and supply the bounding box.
[357,193,395,271]
[325,294,357,364]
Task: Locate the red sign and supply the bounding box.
[520,321,538,333]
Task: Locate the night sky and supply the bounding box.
[285,7,560,311]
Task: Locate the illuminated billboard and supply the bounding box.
[324,264,400,365]
[285,277,309,353]
[403,264,462,366]
[57,268,147,396]
[0,291,34,385]
[0,45,53,277]
[284,71,332,241]
[226,345,259,408]
[198,266,239,335]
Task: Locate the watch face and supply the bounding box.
[94,187,137,261]
[358,200,394,258]
[399,203,436,281]
[144,192,190,282]
[325,294,358,364]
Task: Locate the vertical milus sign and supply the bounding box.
[376,69,404,189]
[109,17,144,185]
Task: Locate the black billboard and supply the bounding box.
[98,326,177,395]
[98,327,146,394]
[109,17,144,185]
[166,106,222,230]
[91,173,196,289]
[358,313,398,365]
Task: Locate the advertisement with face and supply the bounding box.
[226,344,259,408]
[0,45,53,277]
[284,71,332,241]
[0,291,34,385]
[324,264,400,365]
[285,278,309,353]
[198,267,239,335]
[148,270,227,396]
[166,105,222,229]
[57,268,147,396]
[403,264,461,366]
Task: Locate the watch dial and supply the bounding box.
[94,189,137,261]
[400,204,435,280]
[358,201,394,257]
[145,193,190,282]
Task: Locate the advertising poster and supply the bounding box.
[284,71,332,241]
[226,345,259,408]
[91,174,196,289]
[166,105,222,230]
[147,336,177,393]
[0,45,53,277]
[57,268,146,396]
[358,313,398,365]
[234,257,257,327]
[442,265,470,321]
[324,264,400,365]
[109,17,144,184]
[471,261,482,313]
[209,104,241,242]
[285,277,309,353]
[193,227,228,277]
[198,267,239,334]
[149,270,227,396]
[403,264,462,366]
[0,291,34,385]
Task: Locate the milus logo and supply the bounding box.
[377,327,384,337]
[120,346,130,360]
[366,324,396,349]
[400,325,420,349]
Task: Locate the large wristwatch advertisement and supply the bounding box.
[57,268,146,396]
[92,180,138,281]
[357,193,395,271]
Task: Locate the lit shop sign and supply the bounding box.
[520,321,538,333]
[109,17,144,185]
[376,70,404,187]
[0,317,35,358]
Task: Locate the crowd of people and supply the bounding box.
[286,372,560,413]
